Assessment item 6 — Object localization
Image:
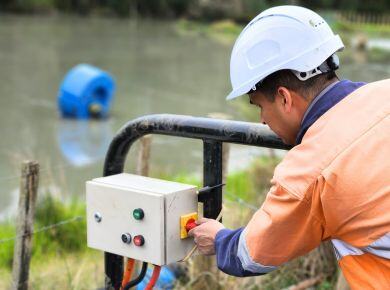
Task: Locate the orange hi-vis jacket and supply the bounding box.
[215,79,390,288]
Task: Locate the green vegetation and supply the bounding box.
[1,0,389,18]
[0,195,93,289]
[0,195,86,269]
[0,0,191,16]
[0,223,15,269]
[332,20,390,38]
[176,17,390,45]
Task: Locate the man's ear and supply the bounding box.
[276,86,293,113]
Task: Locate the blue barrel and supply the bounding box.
[136,266,176,290]
[58,64,115,119]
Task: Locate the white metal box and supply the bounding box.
[86,173,197,265]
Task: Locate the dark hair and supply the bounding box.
[254,70,337,102]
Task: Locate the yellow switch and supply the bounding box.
[180,212,198,239]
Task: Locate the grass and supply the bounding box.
[0,250,104,290]
[0,194,91,289]
[0,194,86,270]
[0,223,15,269]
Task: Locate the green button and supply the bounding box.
[133,208,144,220]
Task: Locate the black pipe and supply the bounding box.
[103,114,290,289]
[123,262,148,290]
[104,114,290,177]
[104,252,123,290]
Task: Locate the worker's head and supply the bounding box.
[226,5,344,144]
[248,70,337,145]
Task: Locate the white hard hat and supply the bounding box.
[226,5,344,100]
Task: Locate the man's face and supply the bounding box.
[248,89,302,145]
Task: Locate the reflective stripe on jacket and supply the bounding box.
[215,79,390,288]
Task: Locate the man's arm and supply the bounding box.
[189,221,276,277]
[215,227,263,277]
[188,219,254,276]
[189,182,325,277]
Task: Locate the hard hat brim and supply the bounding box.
[226,85,252,100]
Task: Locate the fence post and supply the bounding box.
[136,136,152,176]
[11,161,39,290]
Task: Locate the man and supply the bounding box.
[188,5,390,289]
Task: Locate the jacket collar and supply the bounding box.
[295,80,366,145]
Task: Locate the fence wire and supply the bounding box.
[0,192,259,244]
[225,191,259,212]
[0,216,84,244]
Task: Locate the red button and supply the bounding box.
[133,235,145,246]
[185,218,197,232]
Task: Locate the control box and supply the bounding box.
[86,173,198,265]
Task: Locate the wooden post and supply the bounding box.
[136,136,152,176]
[11,161,39,290]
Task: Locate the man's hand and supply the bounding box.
[188,218,225,255]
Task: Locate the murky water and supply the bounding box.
[0,15,389,218]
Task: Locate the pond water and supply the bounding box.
[0,15,389,219]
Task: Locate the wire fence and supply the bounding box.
[0,192,259,245]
